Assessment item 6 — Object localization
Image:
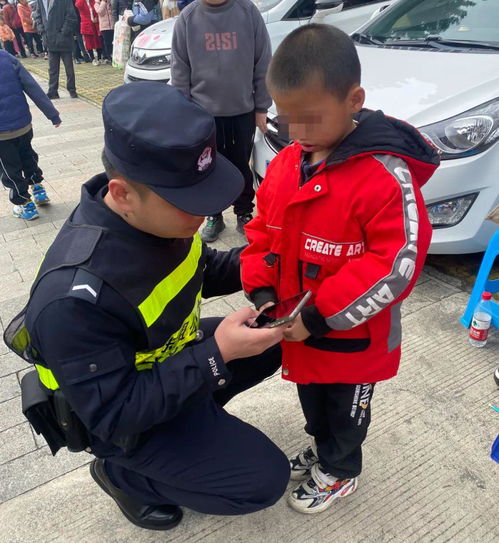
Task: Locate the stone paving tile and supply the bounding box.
[0,351,30,379]
[0,396,24,432]
[0,446,91,503]
[0,374,21,403]
[0,423,37,465]
[0,294,30,331]
[2,221,56,242]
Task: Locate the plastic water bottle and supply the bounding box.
[469,292,493,348]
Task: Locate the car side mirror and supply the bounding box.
[315,0,343,11]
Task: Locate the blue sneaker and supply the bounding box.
[12,202,39,221]
[32,184,50,205]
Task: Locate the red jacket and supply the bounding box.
[17,3,36,33]
[2,4,22,29]
[241,110,440,385]
[75,0,100,35]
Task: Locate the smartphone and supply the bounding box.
[251,291,312,328]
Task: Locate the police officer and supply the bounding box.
[18,82,290,530]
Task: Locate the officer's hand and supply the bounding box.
[214,307,284,363]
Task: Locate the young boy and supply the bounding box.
[0,50,60,220]
[171,0,272,242]
[241,24,440,514]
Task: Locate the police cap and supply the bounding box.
[102,81,244,216]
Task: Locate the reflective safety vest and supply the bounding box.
[5,214,206,391]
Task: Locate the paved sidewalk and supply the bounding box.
[0,84,498,543]
[21,57,124,106]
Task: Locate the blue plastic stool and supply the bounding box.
[460,229,499,328]
[491,435,499,463]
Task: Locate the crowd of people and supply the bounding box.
[0,0,187,99]
[0,0,185,66]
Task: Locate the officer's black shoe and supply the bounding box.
[89,459,183,531]
[236,213,253,235]
[200,214,225,243]
[47,92,60,100]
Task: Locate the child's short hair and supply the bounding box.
[267,24,361,100]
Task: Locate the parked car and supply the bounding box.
[124,0,394,83]
[253,0,499,254]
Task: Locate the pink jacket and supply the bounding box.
[94,0,114,31]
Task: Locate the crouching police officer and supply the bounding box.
[5,82,290,531]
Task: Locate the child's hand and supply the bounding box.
[256,112,267,133]
[283,313,311,342]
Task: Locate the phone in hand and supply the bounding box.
[251,291,312,328]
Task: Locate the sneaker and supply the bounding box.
[69,91,78,99]
[47,92,60,100]
[92,58,100,66]
[289,445,319,481]
[200,215,225,243]
[30,53,38,58]
[236,213,253,235]
[43,53,48,60]
[75,58,82,64]
[288,464,358,514]
[12,202,39,221]
[32,184,50,205]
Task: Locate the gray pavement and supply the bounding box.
[0,83,498,543]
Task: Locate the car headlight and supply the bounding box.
[426,193,478,227]
[420,99,499,160]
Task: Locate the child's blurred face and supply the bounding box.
[270,76,365,157]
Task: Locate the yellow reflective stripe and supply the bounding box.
[138,234,202,328]
[135,289,202,370]
[35,364,59,390]
[11,326,30,356]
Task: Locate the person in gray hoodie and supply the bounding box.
[171,0,271,243]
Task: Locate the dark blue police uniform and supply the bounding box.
[9,82,290,530]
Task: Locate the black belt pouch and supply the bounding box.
[21,370,66,456]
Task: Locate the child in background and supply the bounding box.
[0,50,61,220]
[241,24,440,514]
[0,13,16,55]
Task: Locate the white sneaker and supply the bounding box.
[289,444,318,481]
[92,59,100,66]
[288,463,358,514]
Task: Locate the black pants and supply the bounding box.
[48,50,76,94]
[24,33,44,55]
[73,34,89,61]
[101,29,114,60]
[3,40,16,56]
[0,129,43,205]
[297,382,375,479]
[100,317,290,515]
[13,27,27,57]
[214,111,256,217]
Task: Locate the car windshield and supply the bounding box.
[252,0,282,13]
[362,0,499,45]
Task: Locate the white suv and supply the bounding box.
[124,0,393,83]
[253,0,499,254]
